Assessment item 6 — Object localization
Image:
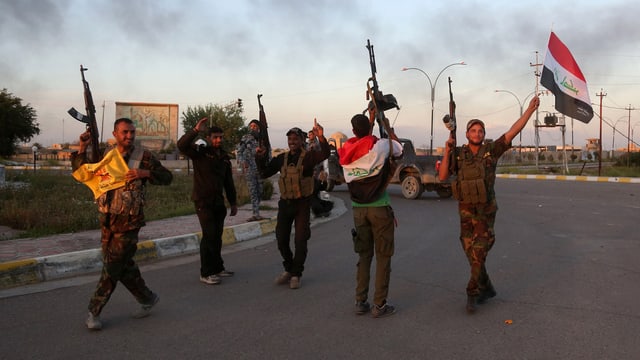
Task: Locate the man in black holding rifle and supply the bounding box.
[258,120,330,290]
[439,95,540,314]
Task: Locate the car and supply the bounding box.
[389,138,452,199]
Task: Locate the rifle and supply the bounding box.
[257,94,272,158]
[365,39,399,139]
[445,76,457,175]
[68,65,101,163]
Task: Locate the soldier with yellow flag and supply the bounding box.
[72,117,173,330]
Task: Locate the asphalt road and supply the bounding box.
[1,179,639,359]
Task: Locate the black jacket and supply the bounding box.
[177,129,237,206]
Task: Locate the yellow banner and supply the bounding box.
[72,148,129,199]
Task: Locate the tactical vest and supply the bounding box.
[97,146,146,215]
[278,150,314,199]
[452,144,493,204]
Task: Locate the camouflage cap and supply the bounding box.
[466,119,485,132]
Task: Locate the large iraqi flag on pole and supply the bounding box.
[540,31,594,123]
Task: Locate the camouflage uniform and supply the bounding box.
[237,133,263,217]
[453,135,510,298]
[72,147,173,316]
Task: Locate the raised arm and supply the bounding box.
[504,96,540,144]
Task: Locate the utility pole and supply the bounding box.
[626,104,635,166]
[530,51,543,169]
[596,89,606,176]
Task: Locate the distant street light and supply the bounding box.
[633,122,640,153]
[402,62,466,155]
[31,145,38,173]
[612,116,627,158]
[494,90,536,157]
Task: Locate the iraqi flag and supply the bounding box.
[540,32,594,123]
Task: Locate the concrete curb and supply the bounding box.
[497,174,640,183]
[0,197,346,290]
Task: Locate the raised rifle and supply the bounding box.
[68,65,101,163]
[257,94,272,158]
[445,76,457,175]
[365,39,399,139]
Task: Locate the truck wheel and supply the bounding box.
[326,179,335,192]
[401,176,423,199]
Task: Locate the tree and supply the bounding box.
[181,99,246,152]
[0,89,40,156]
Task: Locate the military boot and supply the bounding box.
[477,278,497,304]
[477,287,497,304]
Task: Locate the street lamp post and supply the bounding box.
[402,62,466,155]
[494,90,536,158]
[632,122,640,154]
[612,116,627,159]
[31,145,38,173]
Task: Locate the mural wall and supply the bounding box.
[115,102,179,151]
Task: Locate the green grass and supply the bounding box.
[1,170,272,239]
[499,163,640,177]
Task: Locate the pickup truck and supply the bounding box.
[390,138,452,199]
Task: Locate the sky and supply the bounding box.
[1,0,639,151]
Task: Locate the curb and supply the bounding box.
[497,174,640,183]
[0,197,346,290]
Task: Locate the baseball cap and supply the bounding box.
[466,119,485,132]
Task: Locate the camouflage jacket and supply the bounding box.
[72,146,173,232]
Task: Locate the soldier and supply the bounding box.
[236,119,265,222]
[339,113,403,318]
[72,117,173,330]
[258,120,330,289]
[439,95,540,313]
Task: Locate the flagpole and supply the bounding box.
[596,89,607,176]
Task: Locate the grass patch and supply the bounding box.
[499,163,640,177]
[1,169,272,239]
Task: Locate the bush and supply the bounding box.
[615,152,640,167]
[262,179,274,200]
[233,174,273,204]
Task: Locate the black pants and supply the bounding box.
[275,197,311,277]
[195,200,227,277]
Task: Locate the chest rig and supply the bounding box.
[278,150,314,199]
[453,144,493,204]
[97,146,146,215]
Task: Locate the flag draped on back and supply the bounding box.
[540,31,594,124]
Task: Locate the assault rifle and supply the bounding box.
[68,65,101,163]
[365,39,399,139]
[257,94,272,158]
[444,76,457,175]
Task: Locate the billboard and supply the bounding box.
[115,102,179,151]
